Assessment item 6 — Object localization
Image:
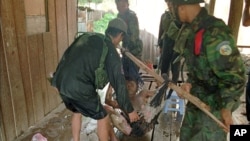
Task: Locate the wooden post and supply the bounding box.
[208,0,216,15]
[228,0,243,43]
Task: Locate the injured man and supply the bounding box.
[104,79,166,137]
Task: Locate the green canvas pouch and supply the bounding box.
[95,41,109,89]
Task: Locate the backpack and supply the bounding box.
[77,32,109,89]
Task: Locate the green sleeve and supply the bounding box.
[126,14,142,57]
[204,27,246,111]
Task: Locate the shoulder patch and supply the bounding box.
[216,41,232,56]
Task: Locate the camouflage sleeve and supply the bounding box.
[158,12,173,48]
[127,14,140,45]
[126,13,142,56]
[158,13,166,48]
[173,25,191,54]
[204,27,246,111]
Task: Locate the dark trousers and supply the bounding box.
[160,36,180,83]
[246,75,250,121]
[122,56,143,84]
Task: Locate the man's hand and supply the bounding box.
[181,83,192,92]
[128,110,139,123]
[120,47,128,54]
[221,108,233,131]
[177,83,192,98]
[105,99,120,109]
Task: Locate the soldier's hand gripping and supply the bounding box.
[128,110,139,123]
[221,108,233,131]
[178,82,192,98]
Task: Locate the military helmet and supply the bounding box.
[108,18,128,34]
[170,0,204,5]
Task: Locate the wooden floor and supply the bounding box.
[15,77,249,141]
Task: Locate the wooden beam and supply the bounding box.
[208,0,216,15]
[1,0,29,139]
[37,33,49,119]
[0,11,7,141]
[55,0,69,60]
[12,0,35,127]
[67,0,77,45]
[0,42,13,141]
[228,0,243,43]
[27,35,45,122]
[47,0,58,65]
[42,32,62,114]
[48,0,62,109]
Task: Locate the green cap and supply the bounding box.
[170,0,204,5]
[108,18,128,34]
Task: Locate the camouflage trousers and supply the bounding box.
[180,104,227,141]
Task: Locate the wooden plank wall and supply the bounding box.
[1,0,28,140]
[56,0,69,60]
[67,0,78,44]
[0,0,77,140]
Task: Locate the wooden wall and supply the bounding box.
[0,0,77,140]
[0,0,247,140]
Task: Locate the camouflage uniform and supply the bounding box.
[158,11,173,49]
[118,9,143,85]
[180,8,246,141]
[158,11,181,84]
[118,9,142,59]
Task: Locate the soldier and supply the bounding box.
[51,18,139,141]
[115,0,144,91]
[158,0,181,84]
[169,0,246,140]
[158,0,173,53]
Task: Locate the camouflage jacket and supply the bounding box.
[157,11,174,48]
[51,33,134,114]
[118,9,143,58]
[183,8,246,111]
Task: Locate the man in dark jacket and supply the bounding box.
[170,0,246,140]
[51,18,139,141]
